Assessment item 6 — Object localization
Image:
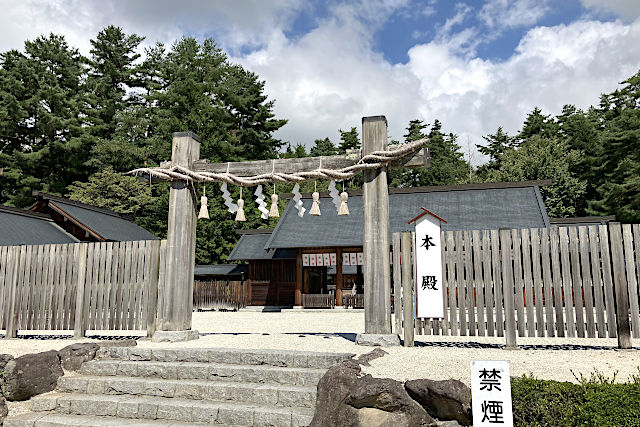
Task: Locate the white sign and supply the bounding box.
[323,253,331,266]
[330,253,337,266]
[413,212,444,318]
[343,253,350,265]
[302,254,309,266]
[470,360,513,427]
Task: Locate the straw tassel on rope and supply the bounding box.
[268,162,280,218]
[338,190,349,216]
[235,187,246,222]
[198,184,209,220]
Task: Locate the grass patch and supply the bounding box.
[511,369,640,426]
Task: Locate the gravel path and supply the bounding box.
[2,310,639,388]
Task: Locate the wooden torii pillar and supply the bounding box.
[155,116,428,343]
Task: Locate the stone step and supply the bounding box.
[97,347,353,370]
[57,375,316,408]
[79,359,325,386]
[4,412,209,426]
[27,393,314,426]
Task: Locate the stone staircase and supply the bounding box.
[5,347,354,427]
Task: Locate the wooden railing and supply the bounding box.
[193,280,248,310]
[342,294,364,308]
[302,294,335,308]
[393,224,640,348]
[0,240,161,337]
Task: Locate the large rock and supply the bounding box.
[59,343,99,371]
[405,379,472,426]
[310,360,436,427]
[1,350,63,401]
[0,354,14,374]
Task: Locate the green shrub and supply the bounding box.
[511,371,640,426]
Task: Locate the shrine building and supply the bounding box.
[227,180,552,307]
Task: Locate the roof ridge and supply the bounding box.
[0,205,54,221]
[32,192,131,220]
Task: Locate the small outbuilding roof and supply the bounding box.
[0,206,78,246]
[30,192,158,242]
[194,264,248,279]
[265,180,550,249]
[227,230,297,261]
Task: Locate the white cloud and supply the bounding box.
[581,0,640,21]
[479,0,551,30]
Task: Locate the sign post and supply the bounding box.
[409,208,446,319]
[470,360,514,426]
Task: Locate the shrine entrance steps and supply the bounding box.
[5,347,354,427]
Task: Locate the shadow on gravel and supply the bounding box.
[0,334,143,340]
[411,340,639,351]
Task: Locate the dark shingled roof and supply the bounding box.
[265,181,550,249]
[227,232,297,261]
[32,193,158,242]
[0,206,77,246]
[194,264,248,278]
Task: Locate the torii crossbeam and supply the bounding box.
[137,116,429,343]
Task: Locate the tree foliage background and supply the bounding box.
[1,26,638,264]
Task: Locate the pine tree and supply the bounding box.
[338,127,360,152]
[309,137,338,156]
[0,34,88,207]
[519,107,559,141]
[476,126,516,178]
[589,70,640,222]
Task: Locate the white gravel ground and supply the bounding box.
[3,309,639,388]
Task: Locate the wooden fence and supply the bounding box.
[393,224,639,348]
[302,293,335,308]
[0,240,161,337]
[193,280,248,310]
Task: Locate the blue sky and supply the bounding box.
[1,0,639,162]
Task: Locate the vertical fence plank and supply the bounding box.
[622,225,639,338]
[463,231,476,336]
[28,245,43,330]
[565,227,585,338]
[609,223,632,348]
[119,241,133,330]
[52,244,65,330]
[599,225,617,337]
[588,226,607,338]
[36,245,50,330]
[17,245,34,330]
[393,233,402,335]
[512,229,526,337]
[156,240,168,331]
[521,229,536,337]
[0,247,8,330]
[472,230,485,336]
[135,240,147,330]
[634,225,640,337]
[559,228,576,337]
[579,227,596,338]
[481,231,494,336]
[454,231,467,335]
[491,229,504,337]
[4,247,21,338]
[446,232,457,335]
[500,229,517,347]
[401,232,414,347]
[74,244,88,337]
[530,229,545,337]
[568,227,585,338]
[66,244,78,330]
[109,242,122,330]
[100,242,113,330]
[92,242,106,331]
[57,245,70,330]
[146,240,161,337]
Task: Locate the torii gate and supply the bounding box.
[138,116,429,343]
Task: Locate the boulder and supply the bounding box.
[347,375,436,426]
[1,350,63,401]
[405,379,472,426]
[310,361,436,427]
[59,343,99,371]
[1,395,8,425]
[0,354,14,374]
